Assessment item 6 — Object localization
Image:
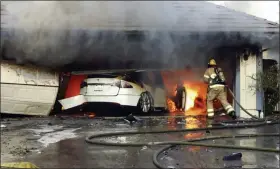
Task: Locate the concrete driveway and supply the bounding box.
[1,116,279,168]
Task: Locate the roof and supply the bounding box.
[4,1,278,33]
[0,1,278,71]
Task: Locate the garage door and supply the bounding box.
[1,61,59,116]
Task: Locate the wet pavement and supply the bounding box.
[1,116,279,168]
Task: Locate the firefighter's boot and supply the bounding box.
[207,111,215,119]
[228,111,237,120]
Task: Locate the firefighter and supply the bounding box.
[203,59,236,119]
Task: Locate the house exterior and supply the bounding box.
[1,1,279,117]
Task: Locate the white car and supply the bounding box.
[59,73,168,113]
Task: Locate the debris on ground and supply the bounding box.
[141,146,148,151]
[10,146,32,156]
[1,124,6,128]
[123,114,143,124]
[223,152,242,161]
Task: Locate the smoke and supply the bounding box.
[1,1,279,71]
[223,1,279,23]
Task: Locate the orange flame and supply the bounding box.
[183,83,199,111]
[166,97,176,113]
[161,69,208,116]
[88,113,96,118]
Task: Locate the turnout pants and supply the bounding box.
[206,86,234,117]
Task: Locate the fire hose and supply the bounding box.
[85,121,280,168]
[227,87,260,120]
[85,87,279,168]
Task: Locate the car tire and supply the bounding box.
[175,87,187,111]
[137,91,154,114]
[181,88,187,111]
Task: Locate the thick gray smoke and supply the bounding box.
[1,1,279,71]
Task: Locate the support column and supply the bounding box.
[235,49,264,118]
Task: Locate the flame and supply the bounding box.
[160,68,211,152]
[183,83,199,111]
[161,69,207,116]
[166,97,176,113]
[88,113,96,118]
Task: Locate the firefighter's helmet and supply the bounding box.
[208,59,217,66]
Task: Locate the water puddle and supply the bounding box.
[27,125,81,147]
[37,128,80,147]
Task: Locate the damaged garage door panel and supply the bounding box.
[1,61,59,86]
[1,61,59,116]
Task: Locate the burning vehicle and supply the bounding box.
[59,72,169,114]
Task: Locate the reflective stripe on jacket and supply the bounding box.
[203,67,226,87]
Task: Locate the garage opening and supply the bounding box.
[51,69,209,117]
[47,44,243,118]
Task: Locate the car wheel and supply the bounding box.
[137,91,154,114]
[181,88,187,111]
[175,87,187,111]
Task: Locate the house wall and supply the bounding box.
[235,47,264,118]
[215,46,265,118]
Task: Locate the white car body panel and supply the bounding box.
[85,95,140,106]
[85,78,120,96]
[58,95,87,110]
[84,78,143,106]
[86,85,120,96]
[118,82,145,95]
[1,62,59,116]
[143,84,167,108]
[59,94,140,109]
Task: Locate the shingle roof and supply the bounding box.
[2,1,279,33]
[53,1,279,32]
